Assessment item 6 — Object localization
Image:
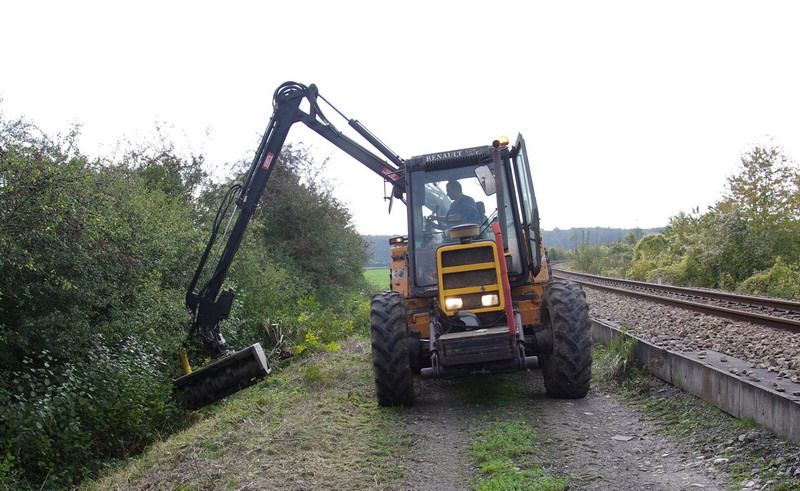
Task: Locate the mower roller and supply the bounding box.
[173,343,270,410]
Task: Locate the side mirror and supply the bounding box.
[475,165,496,195]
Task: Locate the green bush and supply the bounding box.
[647,250,713,287]
[0,341,182,488]
[255,146,370,304]
[737,258,800,300]
[206,146,372,359]
[571,145,799,301]
[0,113,372,488]
[0,119,202,371]
[289,294,370,355]
[570,241,633,277]
[546,246,568,262]
[223,239,311,349]
[629,233,670,280]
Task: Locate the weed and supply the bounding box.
[734,417,759,430]
[301,364,333,387]
[468,420,567,491]
[592,332,636,384]
[455,373,568,489]
[476,468,566,491]
[469,421,537,464]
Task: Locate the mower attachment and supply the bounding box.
[173,343,270,410]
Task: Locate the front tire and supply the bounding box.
[541,281,592,398]
[370,291,414,406]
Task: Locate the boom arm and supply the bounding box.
[186,82,405,357]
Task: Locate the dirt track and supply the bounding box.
[402,373,729,490]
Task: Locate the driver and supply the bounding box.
[444,181,479,225]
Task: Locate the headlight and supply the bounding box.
[445,297,463,310]
[481,294,499,307]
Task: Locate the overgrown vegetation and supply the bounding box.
[0,112,369,488]
[591,332,637,384]
[88,338,411,489]
[560,143,800,300]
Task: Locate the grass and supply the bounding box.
[87,333,573,490]
[88,344,570,490]
[87,321,800,490]
[591,331,637,386]
[363,267,390,290]
[456,374,568,490]
[467,421,567,491]
[87,337,412,490]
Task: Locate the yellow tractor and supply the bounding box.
[369,136,592,405]
[174,82,592,408]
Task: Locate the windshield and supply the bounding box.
[412,171,495,247]
[409,165,503,289]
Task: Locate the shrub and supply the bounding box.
[546,247,568,261]
[737,258,800,300]
[0,113,372,488]
[290,294,369,355]
[0,340,184,489]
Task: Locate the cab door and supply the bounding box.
[509,134,542,275]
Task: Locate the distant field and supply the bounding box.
[364,268,390,290]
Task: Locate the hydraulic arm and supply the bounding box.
[176,82,406,408]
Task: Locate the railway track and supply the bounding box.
[552,268,800,333]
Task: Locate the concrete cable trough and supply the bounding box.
[592,318,800,445]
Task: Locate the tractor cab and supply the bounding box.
[404,135,543,299]
[371,134,574,391]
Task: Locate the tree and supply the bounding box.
[722,144,798,228]
[629,143,799,294]
[254,145,370,305]
[716,144,800,282]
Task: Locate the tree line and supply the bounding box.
[542,227,664,251]
[364,227,664,269]
[0,113,370,488]
[555,144,800,300]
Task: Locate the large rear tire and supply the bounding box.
[370,291,414,406]
[541,281,592,398]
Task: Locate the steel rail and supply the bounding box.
[552,268,800,333]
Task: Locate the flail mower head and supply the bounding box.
[172,343,270,410]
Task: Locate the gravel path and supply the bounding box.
[585,288,800,384]
[401,379,474,490]
[401,373,728,490]
[526,377,727,490]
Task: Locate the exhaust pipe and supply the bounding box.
[524,355,539,368]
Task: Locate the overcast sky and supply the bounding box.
[2,1,799,235]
